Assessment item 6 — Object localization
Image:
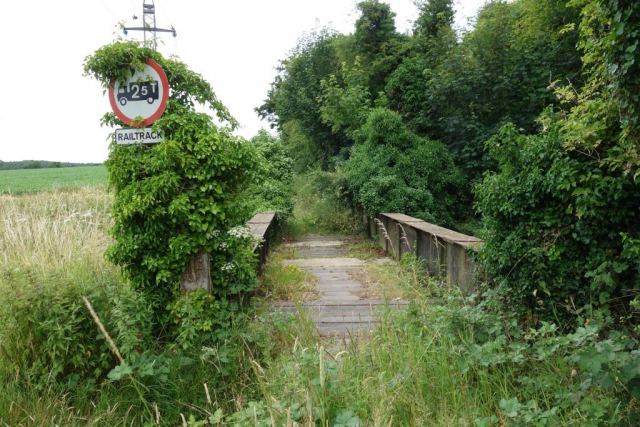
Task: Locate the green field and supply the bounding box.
[0,165,107,194]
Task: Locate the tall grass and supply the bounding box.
[0,187,112,272]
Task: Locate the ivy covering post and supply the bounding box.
[84,42,262,325]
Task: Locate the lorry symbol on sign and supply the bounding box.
[117,81,159,106]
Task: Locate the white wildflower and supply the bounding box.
[228,226,252,239]
[221,262,235,271]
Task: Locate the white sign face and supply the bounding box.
[115,128,165,145]
[109,59,169,127]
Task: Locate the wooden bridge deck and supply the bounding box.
[271,235,408,336]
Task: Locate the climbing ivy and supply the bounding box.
[84,42,262,325]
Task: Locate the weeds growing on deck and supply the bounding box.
[260,254,318,302]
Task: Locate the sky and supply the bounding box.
[0,0,486,163]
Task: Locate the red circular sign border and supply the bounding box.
[108,58,169,127]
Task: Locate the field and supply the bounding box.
[0,165,107,194]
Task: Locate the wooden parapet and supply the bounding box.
[247,211,277,273]
[370,213,483,291]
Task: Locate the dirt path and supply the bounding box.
[272,234,408,336]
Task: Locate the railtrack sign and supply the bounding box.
[109,58,169,127]
[114,128,164,145]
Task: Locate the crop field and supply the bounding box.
[0,165,107,194]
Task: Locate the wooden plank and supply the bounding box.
[247,212,276,224]
[314,316,376,323]
[249,223,269,240]
[270,305,378,314]
[268,299,409,307]
[381,213,421,222]
[248,223,262,235]
[315,323,375,335]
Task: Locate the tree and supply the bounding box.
[353,0,407,97]
[354,0,397,58]
[386,0,583,180]
[256,28,348,167]
[414,0,455,40]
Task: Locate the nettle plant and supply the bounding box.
[84,42,262,330]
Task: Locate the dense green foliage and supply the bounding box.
[343,108,467,226]
[84,42,261,325]
[243,129,295,219]
[476,0,640,318]
[260,0,639,321]
[257,28,349,167]
[0,165,107,194]
[260,0,583,181]
[0,266,153,387]
[388,0,582,178]
[1,174,638,425]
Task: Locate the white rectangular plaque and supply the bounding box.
[114,128,165,145]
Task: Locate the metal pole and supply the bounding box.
[124,0,176,51]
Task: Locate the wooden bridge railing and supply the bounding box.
[247,211,277,272]
[369,213,483,291]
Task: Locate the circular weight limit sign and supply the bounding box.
[109,59,169,127]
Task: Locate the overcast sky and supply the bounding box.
[0,0,486,163]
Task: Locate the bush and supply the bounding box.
[0,266,153,387]
[476,117,640,320]
[244,129,295,219]
[342,108,468,228]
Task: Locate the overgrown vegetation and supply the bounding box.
[259,0,640,325]
[283,172,361,238]
[244,129,295,220]
[84,42,263,330]
[2,0,640,424]
[260,254,318,302]
[476,0,640,319]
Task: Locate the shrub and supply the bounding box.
[342,108,468,228]
[476,119,640,320]
[0,266,153,387]
[244,129,295,219]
